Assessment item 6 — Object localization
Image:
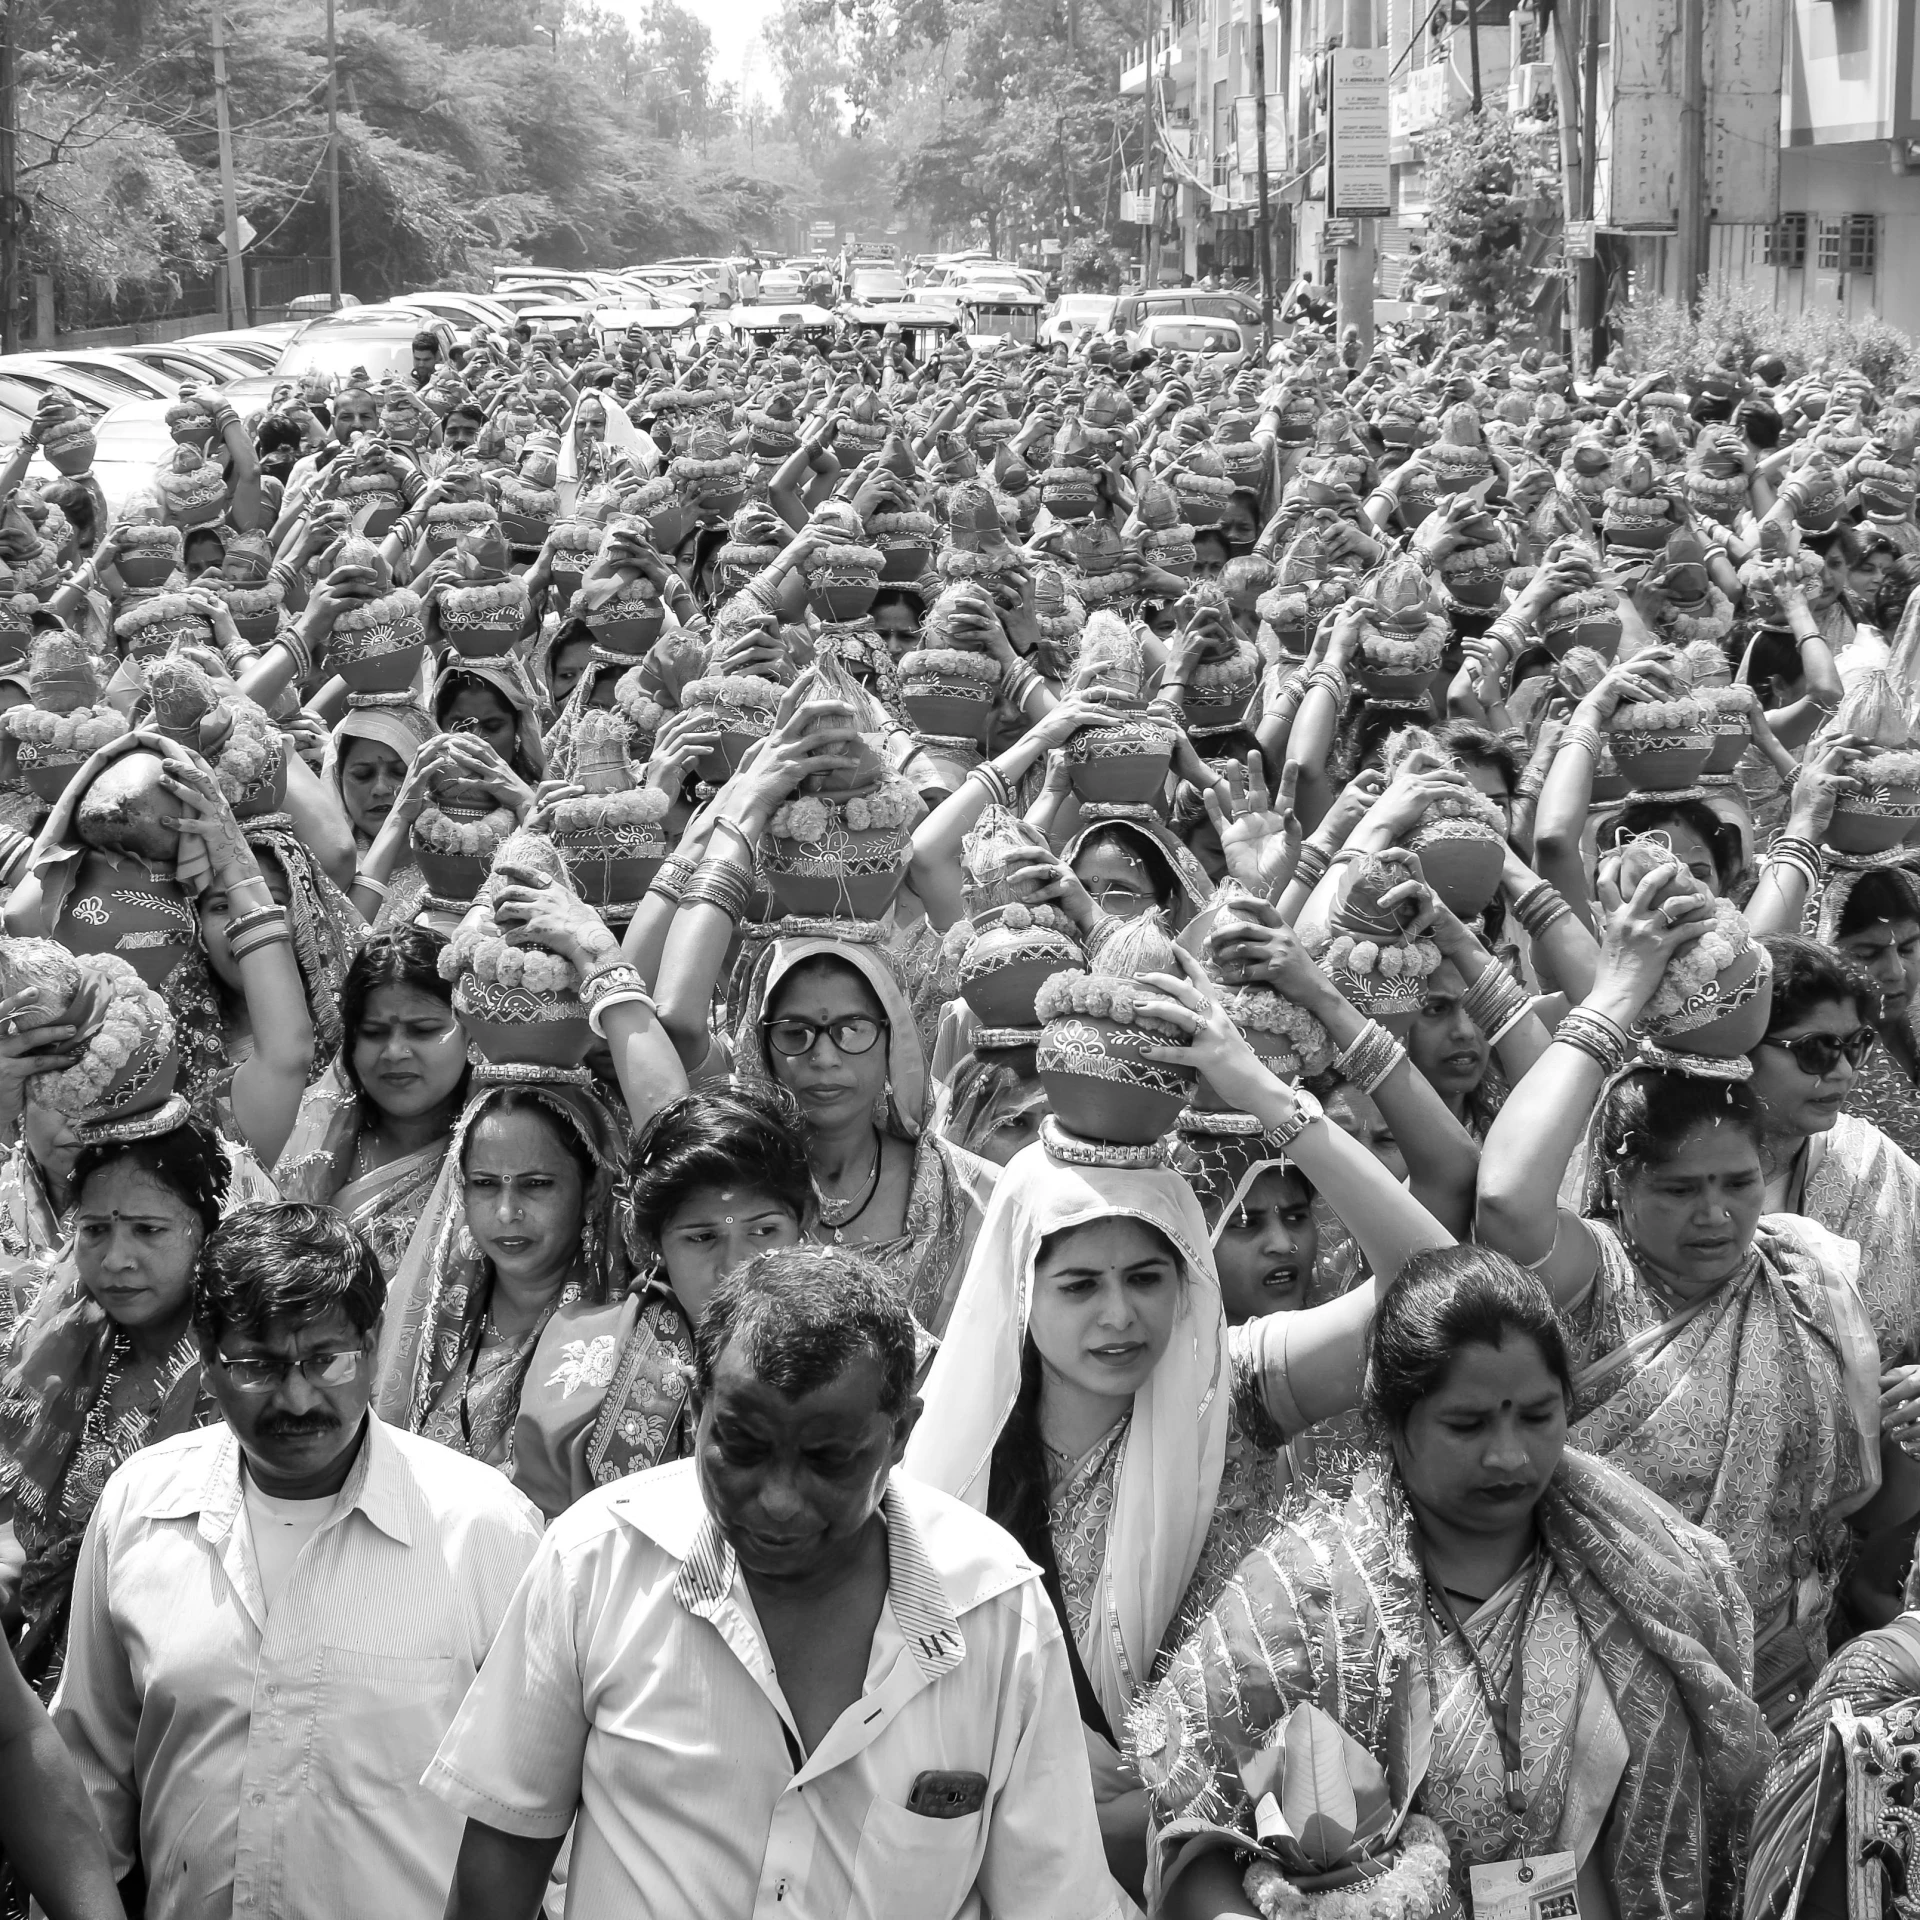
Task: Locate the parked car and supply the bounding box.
[117,342,267,386]
[0,357,148,413]
[285,293,359,315]
[1111,287,1262,341]
[13,349,182,401]
[1040,294,1118,347]
[846,263,911,304]
[84,398,179,517]
[1132,311,1256,366]
[267,321,420,390]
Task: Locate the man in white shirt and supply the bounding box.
[53,1203,543,1920]
[429,1245,1121,1920]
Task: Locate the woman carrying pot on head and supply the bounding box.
[429,654,547,796]
[510,1085,812,1520]
[273,926,470,1281]
[1132,1247,1770,1920]
[329,695,437,927]
[905,957,1453,1905]
[1476,855,1920,1731]
[0,1117,233,1699]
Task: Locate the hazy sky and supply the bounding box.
[606,0,780,103]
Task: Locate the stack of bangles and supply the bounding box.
[1483,614,1529,669]
[1554,1006,1636,1074]
[646,854,700,906]
[1290,843,1332,890]
[276,626,314,682]
[681,853,754,922]
[354,869,389,903]
[1462,966,1534,1046]
[966,762,1013,808]
[226,905,291,960]
[1332,1018,1405,1094]
[1304,665,1350,707]
[1509,880,1576,944]
[1002,661,1041,708]
[578,961,656,1038]
[1764,833,1825,894]
[1561,720,1604,760]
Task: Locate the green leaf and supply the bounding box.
[1278,1703,1359,1870]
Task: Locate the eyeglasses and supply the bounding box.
[762,1015,887,1058]
[214,1349,366,1394]
[1090,884,1155,915]
[1761,1028,1878,1076]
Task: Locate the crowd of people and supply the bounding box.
[1,290,1920,1920]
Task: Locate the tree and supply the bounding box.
[1417,109,1554,326]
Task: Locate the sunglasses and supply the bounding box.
[215,1349,365,1394]
[762,1015,887,1058]
[1761,1027,1877,1076]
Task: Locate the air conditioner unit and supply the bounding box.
[1508,62,1554,113]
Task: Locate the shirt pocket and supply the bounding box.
[310,1648,459,1809]
[848,1796,984,1920]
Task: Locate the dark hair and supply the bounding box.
[461,1086,595,1189]
[1873,558,1920,634]
[1837,868,1920,940]
[42,479,99,552]
[767,953,886,1023]
[72,1118,231,1240]
[1602,797,1741,891]
[447,402,487,430]
[1739,624,1804,698]
[1737,398,1782,449]
[1434,719,1520,799]
[194,1202,385,1345]
[1363,1245,1571,1431]
[692,1244,916,1419]
[339,926,459,1100]
[1071,823,1180,912]
[1593,1067,1765,1190]
[1762,934,1875,1033]
[630,1088,812,1245]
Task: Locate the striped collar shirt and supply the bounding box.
[51,1415,543,1920]
[426,1459,1122,1920]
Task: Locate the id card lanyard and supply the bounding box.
[1420,1557,1542,1822]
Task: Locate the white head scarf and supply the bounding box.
[904,1141,1227,1772]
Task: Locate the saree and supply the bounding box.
[271,1061,448,1282]
[1746,1614,1920,1920]
[369,1075,629,1460]
[241,811,365,1062]
[732,932,997,1335]
[1131,1451,1770,1920]
[430,655,548,785]
[906,1143,1229,1799]
[1798,1111,1920,1367]
[0,1272,214,1693]
[1563,1217,1880,1679]
[328,698,436,929]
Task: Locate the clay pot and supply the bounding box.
[1182,678,1258,734]
[1702,713,1750,776]
[228,750,289,823]
[553,823,667,914]
[901,683,995,745]
[116,540,180,590]
[59,851,196,990]
[1063,717,1176,808]
[329,622,427,696]
[808,575,881,623]
[498,511,552,551]
[1037,1013,1193,1145]
[1191,1026,1301,1111]
[452,974,592,1069]
[1355,662,1432,705]
[584,598,664,659]
[414,846,494,901]
[16,742,87,802]
[46,432,97,478]
[763,823,910,922]
[1639,941,1771,1059]
[440,605,523,661]
[1829,781,1920,856]
[1609,727,1713,793]
[1409,824,1506,919]
[876,533,934,582]
[959,921,1082,1029]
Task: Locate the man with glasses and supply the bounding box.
[50,1204,543,1920]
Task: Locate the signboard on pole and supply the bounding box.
[1564,219,1595,259]
[1119,189,1153,225]
[1330,47,1391,219]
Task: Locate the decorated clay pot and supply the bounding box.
[1063,716,1175,808]
[498,509,552,551]
[116,533,182,590]
[415,845,495,901]
[1539,590,1622,661]
[763,821,911,922]
[59,851,197,990]
[554,828,665,915]
[1189,1025,1303,1112]
[45,429,98,478]
[1355,661,1432,705]
[1643,939,1771,1058]
[440,593,525,661]
[1694,690,1751,776]
[1037,1013,1192,1145]
[582,592,665,660]
[16,742,89,802]
[215,583,285,646]
[1829,768,1920,856]
[452,973,592,1069]
[959,919,1082,1029]
[873,517,937,583]
[1409,823,1506,919]
[1608,726,1713,793]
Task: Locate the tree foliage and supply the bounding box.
[15,0,796,330]
[1416,108,1553,325]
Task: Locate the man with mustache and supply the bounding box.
[49,1204,543,1920]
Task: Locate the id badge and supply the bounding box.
[1468,1851,1581,1920]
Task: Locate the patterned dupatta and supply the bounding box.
[1566,1218,1880,1655]
[1802,1110,1920,1367]
[1132,1451,1770,1920]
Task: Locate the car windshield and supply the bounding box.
[272,335,416,384]
[1189,295,1254,319]
[969,306,1038,342]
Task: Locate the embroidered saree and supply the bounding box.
[1131,1452,1769,1920]
[1563,1218,1880,1674]
[1800,1111,1920,1366]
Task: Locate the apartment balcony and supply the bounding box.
[1122,25,1197,94]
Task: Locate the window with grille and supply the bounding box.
[1843,214,1877,275]
[1216,20,1229,54]
[1764,212,1807,267]
[1816,218,1842,271]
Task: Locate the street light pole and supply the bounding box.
[212,8,249,326]
[1250,0,1275,352]
[326,0,342,310]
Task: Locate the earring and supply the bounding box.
[871,1078,894,1130]
[581,1213,604,1288]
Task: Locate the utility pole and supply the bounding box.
[0,0,17,353]
[1674,0,1706,310]
[1140,0,1157,286]
[212,8,249,327]
[1249,0,1275,352]
[1335,0,1377,355]
[325,0,343,310]
[1548,0,1585,365]
[1463,0,1482,112]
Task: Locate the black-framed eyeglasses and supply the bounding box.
[214,1349,366,1394]
[761,1015,888,1058]
[1761,1028,1877,1076]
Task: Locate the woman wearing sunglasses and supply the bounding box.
[735,936,998,1338]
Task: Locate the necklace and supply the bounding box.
[814,1136,884,1240]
